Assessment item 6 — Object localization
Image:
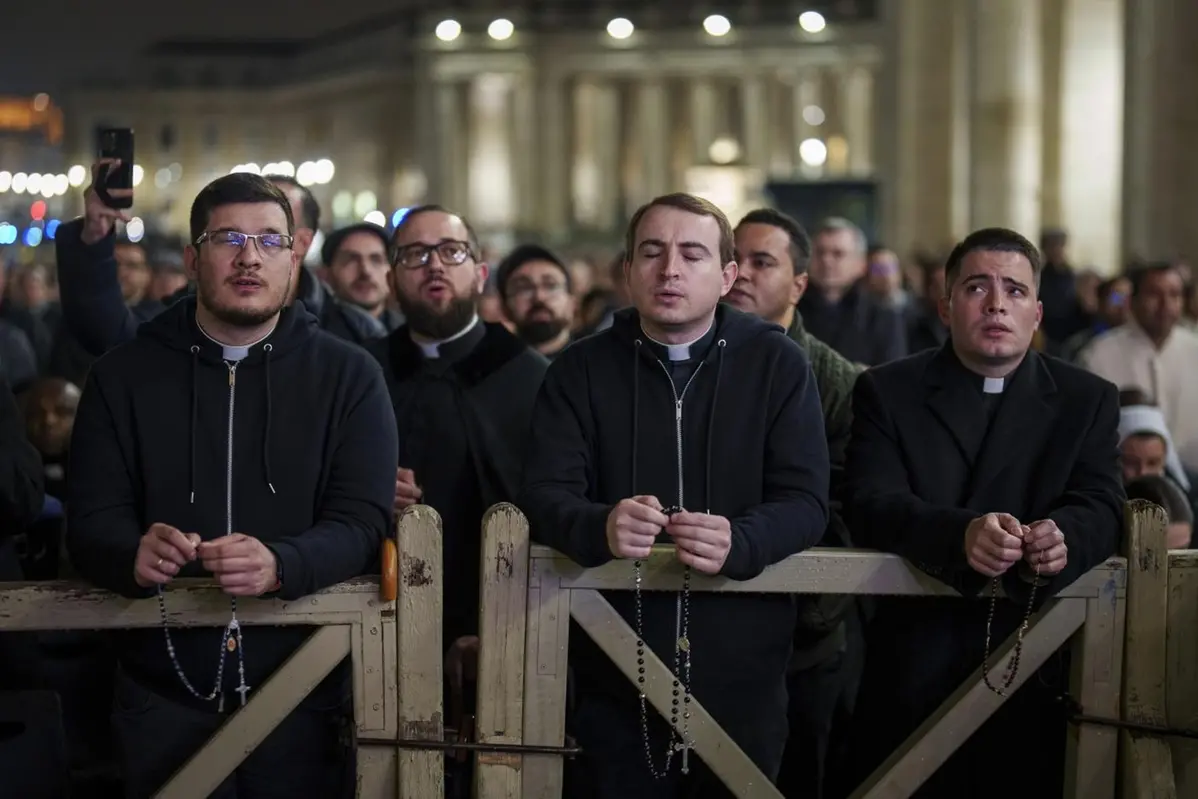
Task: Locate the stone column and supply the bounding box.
[534,74,570,239]
[840,65,874,176]
[571,79,622,231]
[1050,0,1124,273]
[636,79,670,202]
[740,74,769,171]
[968,0,1043,238]
[508,72,537,232]
[688,79,718,165]
[891,0,970,256]
[434,79,468,213]
[466,74,514,233]
[1122,0,1198,265]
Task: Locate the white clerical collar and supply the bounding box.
[417,314,480,359]
[197,317,276,362]
[982,377,1005,394]
[641,322,713,362]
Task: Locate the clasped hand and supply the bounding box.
[964,512,1067,578]
[134,523,279,596]
[605,495,731,574]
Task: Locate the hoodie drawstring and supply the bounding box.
[704,340,726,513]
[263,344,276,495]
[189,346,200,504]
[631,339,642,492]
[628,337,727,512]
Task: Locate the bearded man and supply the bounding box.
[366,204,548,688]
[496,244,576,359]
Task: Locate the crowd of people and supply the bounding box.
[0,157,1189,799]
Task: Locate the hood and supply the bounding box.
[609,303,785,365]
[137,294,320,366]
[137,294,320,503]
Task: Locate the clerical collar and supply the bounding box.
[640,321,715,362]
[983,377,1005,394]
[196,317,276,362]
[415,314,481,360]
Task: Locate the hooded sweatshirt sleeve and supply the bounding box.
[55,219,161,356]
[720,341,831,580]
[266,356,397,600]
[66,369,153,598]
[518,352,615,568]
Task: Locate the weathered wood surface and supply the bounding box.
[475,503,531,799]
[1167,550,1198,797]
[1120,500,1177,799]
[533,544,1123,599]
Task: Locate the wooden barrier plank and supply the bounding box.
[1063,578,1125,799]
[521,560,570,799]
[849,597,1086,799]
[534,545,1117,599]
[1167,550,1198,797]
[569,588,783,799]
[158,624,353,798]
[1120,499,1177,799]
[397,505,445,799]
[475,503,532,799]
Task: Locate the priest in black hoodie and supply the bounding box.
[66,171,397,799]
[518,193,830,797]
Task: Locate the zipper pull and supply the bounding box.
[676,400,683,421]
[228,364,237,387]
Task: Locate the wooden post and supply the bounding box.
[521,551,571,799]
[1120,499,1176,798]
[1167,550,1198,796]
[396,505,444,799]
[475,503,531,799]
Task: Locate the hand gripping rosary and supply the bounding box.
[981,544,1043,697]
[156,560,250,711]
[632,505,693,779]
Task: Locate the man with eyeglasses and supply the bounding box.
[365,205,547,781]
[65,171,396,798]
[496,244,577,359]
[53,164,384,363]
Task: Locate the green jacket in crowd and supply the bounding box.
[786,311,864,470]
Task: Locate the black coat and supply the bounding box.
[518,306,829,757]
[841,344,1124,798]
[798,281,908,366]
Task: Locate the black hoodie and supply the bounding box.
[517,305,830,721]
[66,296,397,708]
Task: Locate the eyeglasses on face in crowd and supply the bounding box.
[391,240,474,270]
[195,230,294,254]
[507,280,567,300]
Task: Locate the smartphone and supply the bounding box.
[96,127,135,209]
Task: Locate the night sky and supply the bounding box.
[0,0,409,94]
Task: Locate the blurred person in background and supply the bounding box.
[1,263,57,372]
[148,253,189,303]
[1060,275,1131,362]
[905,256,950,354]
[497,244,576,359]
[799,218,907,365]
[320,223,404,332]
[1036,228,1090,350]
[863,245,908,312]
[1081,262,1198,471]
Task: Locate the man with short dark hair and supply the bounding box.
[67,168,397,798]
[53,169,384,356]
[1081,261,1198,470]
[320,222,403,331]
[843,227,1124,799]
[496,244,576,358]
[726,207,864,799]
[519,192,830,797]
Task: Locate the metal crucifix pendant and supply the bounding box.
[235,683,251,707]
[676,741,691,774]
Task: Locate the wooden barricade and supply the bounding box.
[1118,498,1198,798]
[472,502,1133,799]
[0,504,445,799]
